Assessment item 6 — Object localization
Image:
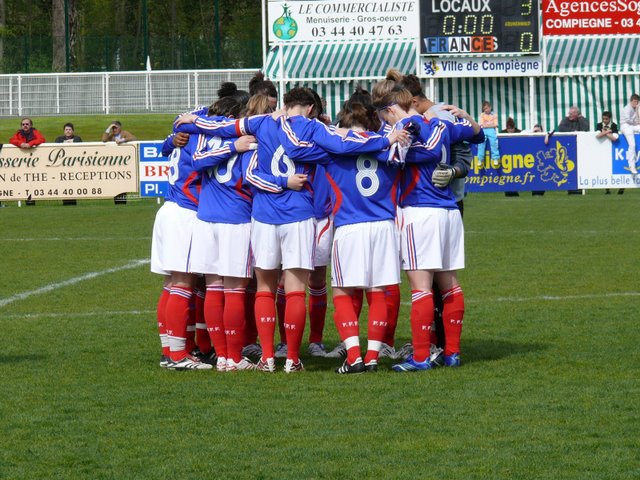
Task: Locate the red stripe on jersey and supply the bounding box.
[390,170,402,208]
[317,218,331,245]
[326,172,343,217]
[182,171,200,206]
[399,165,420,205]
[234,177,252,202]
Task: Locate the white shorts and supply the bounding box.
[331,220,400,288]
[150,201,197,275]
[251,218,316,271]
[189,219,253,278]
[314,217,333,268]
[401,206,464,271]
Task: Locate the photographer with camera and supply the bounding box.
[101,120,137,144]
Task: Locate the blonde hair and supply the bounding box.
[371,77,412,112]
[244,94,273,116]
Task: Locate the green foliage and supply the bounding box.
[0,193,639,478]
[1,0,262,73]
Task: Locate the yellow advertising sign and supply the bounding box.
[0,142,138,200]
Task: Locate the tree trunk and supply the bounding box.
[52,0,65,72]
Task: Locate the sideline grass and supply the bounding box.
[0,192,639,479]
[0,114,176,144]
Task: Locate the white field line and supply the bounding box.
[400,291,640,306]
[0,259,150,308]
[4,291,639,319]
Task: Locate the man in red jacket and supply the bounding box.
[9,118,46,148]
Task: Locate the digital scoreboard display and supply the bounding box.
[421,0,540,55]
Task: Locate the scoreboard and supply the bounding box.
[421,0,540,55]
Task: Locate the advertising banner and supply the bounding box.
[542,0,640,35]
[267,0,419,43]
[466,132,640,192]
[139,142,170,198]
[466,134,579,192]
[422,56,542,77]
[577,132,640,189]
[0,143,138,201]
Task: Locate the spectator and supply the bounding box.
[477,100,500,167]
[558,106,589,132]
[501,117,521,196]
[9,117,46,148]
[101,120,137,144]
[529,124,545,196]
[55,123,83,143]
[558,106,589,194]
[500,117,521,134]
[619,93,640,174]
[102,120,137,204]
[597,111,624,195]
[596,111,619,142]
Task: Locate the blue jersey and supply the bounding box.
[275,116,393,224]
[161,107,211,211]
[190,136,255,224]
[312,164,332,220]
[399,115,476,210]
[326,147,402,228]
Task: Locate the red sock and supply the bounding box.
[352,288,364,319]
[276,285,287,344]
[157,287,170,357]
[284,291,306,363]
[165,286,193,361]
[185,295,197,353]
[383,284,400,346]
[224,288,246,363]
[308,284,327,344]
[255,291,276,359]
[410,290,434,362]
[244,287,257,346]
[333,294,361,364]
[194,289,211,353]
[364,291,388,364]
[442,286,464,356]
[205,285,226,359]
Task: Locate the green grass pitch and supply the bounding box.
[0,192,638,479]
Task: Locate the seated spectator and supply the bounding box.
[558,106,588,194]
[102,120,137,144]
[9,117,45,148]
[558,106,589,132]
[597,111,623,195]
[529,124,546,196]
[501,118,520,196]
[500,117,521,134]
[102,120,137,204]
[55,123,83,143]
[619,94,640,174]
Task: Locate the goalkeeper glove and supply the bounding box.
[432,164,456,188]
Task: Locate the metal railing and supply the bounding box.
[0,69,258,117]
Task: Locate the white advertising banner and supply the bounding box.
[577,132,640,190]
[0,142,138,201]
[421,55,543,77]
[267,0,419,43]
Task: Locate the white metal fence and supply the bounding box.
[0,69,258,117]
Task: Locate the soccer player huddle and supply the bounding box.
[151,70,485,374]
